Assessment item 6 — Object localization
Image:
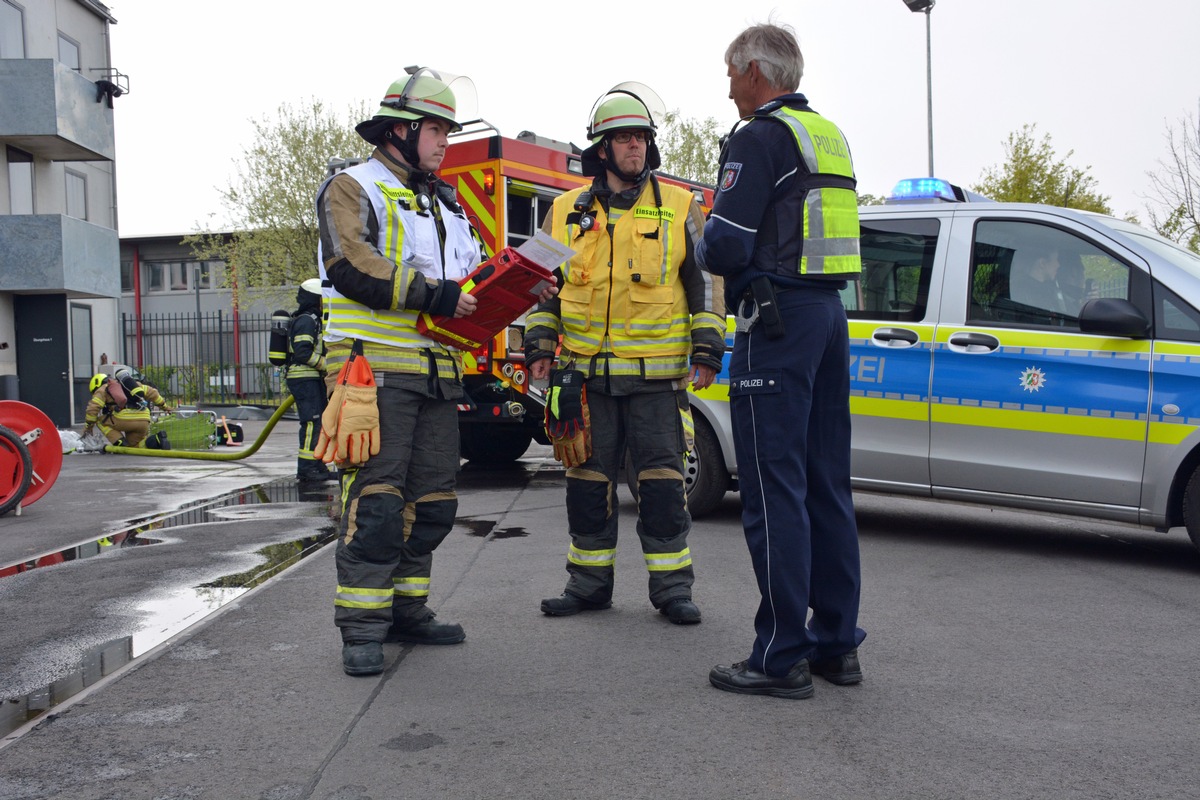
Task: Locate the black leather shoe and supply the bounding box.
[384,616,466,645]
[540,593,612,616]
[709,659,814,699]
[810,649,863,685]
[342,641,384,676]
[659,598,702,625]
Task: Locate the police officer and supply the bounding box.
[525,83,726,625]
[698,23,866,698]
[83,370,173,449]
[316,67,482,676]
[285,278,334,483]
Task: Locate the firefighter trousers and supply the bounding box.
[730,287,866,677]
[333,384,459,643]
[286,376,328,480]
[560,387,694,608]
[98,408,152,447]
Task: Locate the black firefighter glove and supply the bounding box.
[544,369,591,468]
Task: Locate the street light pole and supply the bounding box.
[902,0,936,176]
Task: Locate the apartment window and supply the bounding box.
[57,33,80,70]
[0,1,25,58]
[65,170,87,219]
[7,146,33,215]
[120,260,135,293]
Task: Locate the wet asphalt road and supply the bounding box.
[2,421,1200,799]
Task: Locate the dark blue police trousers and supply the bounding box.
[729,286,866,677]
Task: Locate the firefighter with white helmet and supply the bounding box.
[524,83,726,626]
[286,277,333,483]
[316,67,534,677]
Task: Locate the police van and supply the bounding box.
[684,178,1200,554]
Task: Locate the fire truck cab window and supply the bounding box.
[507,190,557,248]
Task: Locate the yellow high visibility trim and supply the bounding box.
[393,577,430,597]
[1154,342,1200,357]
[934,327,1150,355]
[1149,420,1199,446]
[851,395,928,422]
[456,171,495,233]
[335,585,393,609]
[931,404,1145,441]
[567,544,616,568]
[644,548,692,572]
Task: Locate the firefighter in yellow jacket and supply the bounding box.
[83,370,172,448]
[524,83,726,625]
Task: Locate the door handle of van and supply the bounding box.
[947,331,1000,352]
[871,327,920,347]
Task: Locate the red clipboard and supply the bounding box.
[417,247,555,351]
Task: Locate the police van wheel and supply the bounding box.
[624,417,730,519]
[1182,465,1200,553]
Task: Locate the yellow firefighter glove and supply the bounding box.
[545,369,591,468]
[314,383,380,468]
[336,383,381,467]
[313,383,346,465]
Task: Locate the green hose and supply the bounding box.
[104,395,296,461]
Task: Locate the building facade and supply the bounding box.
[0,0,127,426]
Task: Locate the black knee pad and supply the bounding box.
[637,478,689,535]
[566,478,611,535]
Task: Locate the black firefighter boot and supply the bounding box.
[384,611,465,645]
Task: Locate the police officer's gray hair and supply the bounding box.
[725,22,804,92]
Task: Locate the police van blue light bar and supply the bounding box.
[888,178,959,202]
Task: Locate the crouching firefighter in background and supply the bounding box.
[314,67,486,677]
[84,368,173,449]
[524,83,726,626]
[272,278,335,483]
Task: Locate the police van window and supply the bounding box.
[1155,283,1200,343]
[844,217,939,322]
[969,220,1131,329]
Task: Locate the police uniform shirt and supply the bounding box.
[697,93,849,303]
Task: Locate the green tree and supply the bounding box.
[1145,104,1200,253]
[972,124,1112,213]
[858,193,887,206]
[656,110,723,185]
[185,99,372,306]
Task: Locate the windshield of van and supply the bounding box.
[1102,218,1200,278]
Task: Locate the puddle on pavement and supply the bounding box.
[0,479,338,742]
[459,518,530,539]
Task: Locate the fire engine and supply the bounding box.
[437,127,725,496]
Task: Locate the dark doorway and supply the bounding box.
[14,294,72,427]
[70,303,94,423]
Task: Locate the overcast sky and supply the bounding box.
[107,0,1200,236]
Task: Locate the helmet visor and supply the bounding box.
[587,81,667,140]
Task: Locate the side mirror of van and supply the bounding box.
[1078,298,1152,339]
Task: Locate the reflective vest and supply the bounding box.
[286,311,325,380]
[540,178,693,373]
[316,158,477,375]
[760,105,862,278]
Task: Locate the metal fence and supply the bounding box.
[120,311,287,406]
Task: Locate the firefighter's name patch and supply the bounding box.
[720,162,743,192]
